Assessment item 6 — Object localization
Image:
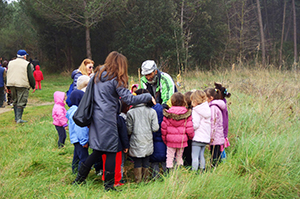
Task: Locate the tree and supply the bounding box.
[279,0,287,69]
[256,0,266,67]
[292,0,297,65]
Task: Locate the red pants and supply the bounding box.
[102,151,122,184]
[35,80,42,89]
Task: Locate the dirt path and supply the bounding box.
[0,99,54,114]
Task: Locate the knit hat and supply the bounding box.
[70,90,84,106]
[141,60,157,75]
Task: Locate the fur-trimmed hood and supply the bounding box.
[163,106,191,120]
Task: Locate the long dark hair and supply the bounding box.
[135,89,154,107]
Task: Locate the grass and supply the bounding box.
[1,67,300,198]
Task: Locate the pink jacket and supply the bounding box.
[161,106,194,148]
[52,91,68,127]
[192,101,211,144]
[209,100,226,145]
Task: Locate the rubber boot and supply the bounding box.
[13,106,17,122]
[104,171,117,191]
[72,162,91,185]
[142,167,149,182]
[16,107,27,123]
[134,167,142,183]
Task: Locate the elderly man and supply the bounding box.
[7,50,35,123]
[140,60,177,109]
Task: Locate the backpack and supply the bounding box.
[66,82,74,107]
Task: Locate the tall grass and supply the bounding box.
[0,68,300,198]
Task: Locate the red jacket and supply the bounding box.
[33,65,44,81]
[161,106,194,148]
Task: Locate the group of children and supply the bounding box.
[52,80,231,187]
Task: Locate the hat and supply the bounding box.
[17,50,28,56]
[141,60,157,75]
[70,90,84,106]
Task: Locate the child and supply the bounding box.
[205,88,226,167]
[214,82,231,158]
[127,89,159,183]
[131,84,138,94]
[182,91,193,167]
[52,91,68,148]
[33,65,44,90]
[149,103,167,179]
[66,90,89,174]
[190,90,211,172]
[161,92,194,170]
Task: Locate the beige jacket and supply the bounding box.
[7,58,31,88]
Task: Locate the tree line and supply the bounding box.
[0,0,299,73]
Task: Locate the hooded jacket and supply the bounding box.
[209,99,226,145]
[222,98,229,138]
[192,101,211,144]
[88,67,153,152]
[33,65,44,81]
[71,69,82,90]
[127,103,159,157]
[161,106,194,148]
[52,91,68,127]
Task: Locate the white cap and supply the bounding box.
[141,60,157,75]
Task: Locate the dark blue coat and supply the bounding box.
[117,115,129,152]
[150,103,167,162]
[89,69,152,152]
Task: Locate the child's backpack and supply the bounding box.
[66,82,74,107]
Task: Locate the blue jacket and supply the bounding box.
[66,105,89,146]
[117,115,130,152]
[71,69,82,90]
[0,67,5,87]
[150,103,167,162]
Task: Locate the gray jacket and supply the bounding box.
[89,70,152,152]
[127,104,159,158]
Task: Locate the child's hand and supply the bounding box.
[210,138,214,143]
[83,143,89,148]
[152,97,156,105]
[123,148,128,153]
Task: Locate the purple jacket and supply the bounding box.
[161,106,194,148]
[209,100,225,146]
[222,99,229,138]
[52,91,68,127]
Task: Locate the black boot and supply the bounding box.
[72,162,91,185]
[16,107,27,123]
[13,106,17,122]
[104,171,117,191]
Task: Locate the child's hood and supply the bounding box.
[35,65,40,70]
[71,69,78,79]
[193,101,211,118]
[209,99,226,110]
[131,84,139,93]
[163,106,191,120]
[54,91,66,105]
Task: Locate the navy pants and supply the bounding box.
[72,142,89,173]
[55,126,66,148]
[132,156,150,168]
[210,145,221,167]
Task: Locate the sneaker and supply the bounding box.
[96,169,103,176]
[114,182,124,187]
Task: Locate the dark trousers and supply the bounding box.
[72,142,89,173]
[210,145,221,167]
[84,150,116,173]
[132,156,150,168]
[0,87,4,107]
[55,126,66,148]
[183,140,192,166]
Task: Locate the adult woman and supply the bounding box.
[71,58,94,90]
[73,51,154,191]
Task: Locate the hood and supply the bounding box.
[35,65,40,70]
[193,101,211,119]
[70,90,84,106]
[131,84,139,93]
[54,91,66,105]
[163,106,191,120]
[209,99,226,110]
[71,69,79,79]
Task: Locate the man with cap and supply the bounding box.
[140,60,177,109]
[7,49,35,123]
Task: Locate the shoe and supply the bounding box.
[96,169,103,176]
[104,171,117,191]
[16,107,27,123]
[72,162,91,185]
[134,167,142,183]
[114,182,124,187]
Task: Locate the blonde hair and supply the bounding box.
[190,90,207,106]
[78,58,94,76]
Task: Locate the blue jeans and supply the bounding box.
[72,142,89,173]
[191,141,207,171]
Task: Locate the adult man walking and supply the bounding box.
[0,63,7,108]
[7,49,35,123]
[140,60,177,109]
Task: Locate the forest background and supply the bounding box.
[0,0,299,74]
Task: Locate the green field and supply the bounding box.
[1,68,300,198]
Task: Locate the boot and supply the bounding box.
[72,162,91,185]
[134,167,142,183]
[104,171,117,191]
[142,167,149,182]
[13,106,17,122]
[16,107,27,123]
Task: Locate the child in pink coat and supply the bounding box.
[205,88,226,167]
[52,91,68,148]
[161,92,194,169]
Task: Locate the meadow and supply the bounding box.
[1,67,300,198]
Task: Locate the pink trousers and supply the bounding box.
[166,147,184,168]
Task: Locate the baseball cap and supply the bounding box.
[141,60,157,75]
[17,49,29,56]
